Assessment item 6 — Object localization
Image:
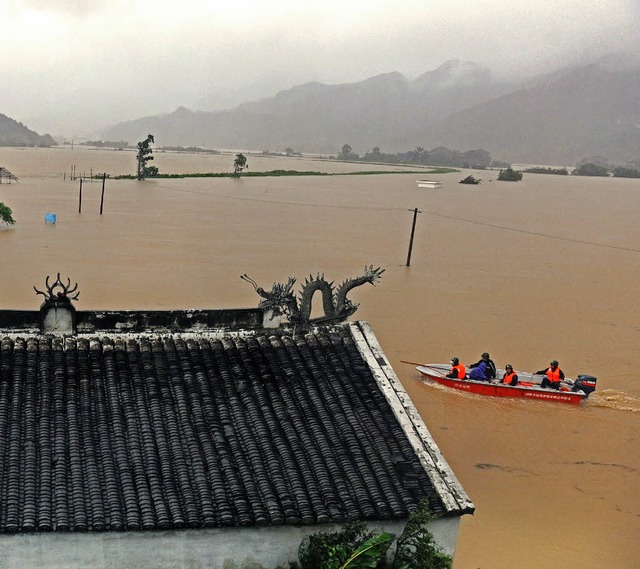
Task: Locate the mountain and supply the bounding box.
[101,60,514,154]
[0,113,56,147]
[405,56,640,165]
[100,56,640,165]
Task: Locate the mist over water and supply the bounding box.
[1,147,639,568]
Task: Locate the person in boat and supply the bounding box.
[468,359,488,381]
[501,364,518,386]
[446,357,467,379]
[536,360,565,389]
[468,352,496,381]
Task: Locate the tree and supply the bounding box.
[612,166,640,178]
[233,153,248,176]
[573,162,609,176]
[338,144,358,161]
[497,167,523,181]
[0,202,15,225]
[409,146,429,165]
[391,500,453,569]
[136,134,157,180]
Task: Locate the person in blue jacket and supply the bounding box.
[468,352,496,381]
[468,359,488,381]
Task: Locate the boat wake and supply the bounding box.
[587,389,640,412]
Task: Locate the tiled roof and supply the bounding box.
[0,325,449,533]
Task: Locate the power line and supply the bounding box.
[425,211,640,254]
[162,185,640,253]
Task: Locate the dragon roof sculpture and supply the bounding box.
[241,265,384,327]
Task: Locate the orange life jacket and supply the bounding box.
[545,367,561,383]
[452,364,466,379]
[502,371,517,384]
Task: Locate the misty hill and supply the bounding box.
[404,57,640,165]
[0,113,55,147]
[101,56,640,165]
[101,60,513,153]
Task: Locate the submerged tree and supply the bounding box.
[338,143,359,161]
[497,167,523,181]
[459,174,482,185]
[573,162,609,177]
[0,202,15,225]
[136,134,158,180]
[233,153,248,176]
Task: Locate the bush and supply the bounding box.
[523,167,568,175]
[497,168,523,181]
[0,202,15,225]
[297,501,452,569]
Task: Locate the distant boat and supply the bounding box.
[417,180,442,188]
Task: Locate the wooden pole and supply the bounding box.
[78,178,83,213]
[100,173,106,214]
[406,207,422,267]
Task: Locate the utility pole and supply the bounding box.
[78,178,83,213]
[406,207,422,267]
[100,173,106,215]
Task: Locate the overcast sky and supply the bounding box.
[2,0,638,137]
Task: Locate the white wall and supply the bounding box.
[0,517,459,568]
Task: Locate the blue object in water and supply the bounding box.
[44,213,56,224]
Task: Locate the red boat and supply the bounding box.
[413,364,597,405]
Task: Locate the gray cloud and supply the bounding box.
[1,0,638,136]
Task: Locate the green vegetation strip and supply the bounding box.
[114,168,457,180]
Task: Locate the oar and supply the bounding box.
[400,360,447,375]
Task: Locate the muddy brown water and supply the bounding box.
[1,147,639,568]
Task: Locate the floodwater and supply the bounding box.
[1,147,639,568]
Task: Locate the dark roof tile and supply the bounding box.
[0,327,446,533]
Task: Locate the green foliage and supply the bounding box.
[299,521,376,569]
[573,162,609,176]
[136,134,157,180]
[497,167,523,181]
[612,166,640,178]
[340,533,394,568]
[523,167,568,175]
[361,147,397,163]
[114,169,451,180]
[392,502,452,569]
[159,145,219,154]
[234,153,248,176]
[298,501,452,569]
[81,140,130,149]
[0,202,15,225]
[342,144,491,168]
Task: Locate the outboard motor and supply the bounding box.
[572,375,597,397]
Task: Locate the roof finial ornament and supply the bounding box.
[242,265,384,327]
[34,273,80,304]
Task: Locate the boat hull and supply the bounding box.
[416,365,586,405]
